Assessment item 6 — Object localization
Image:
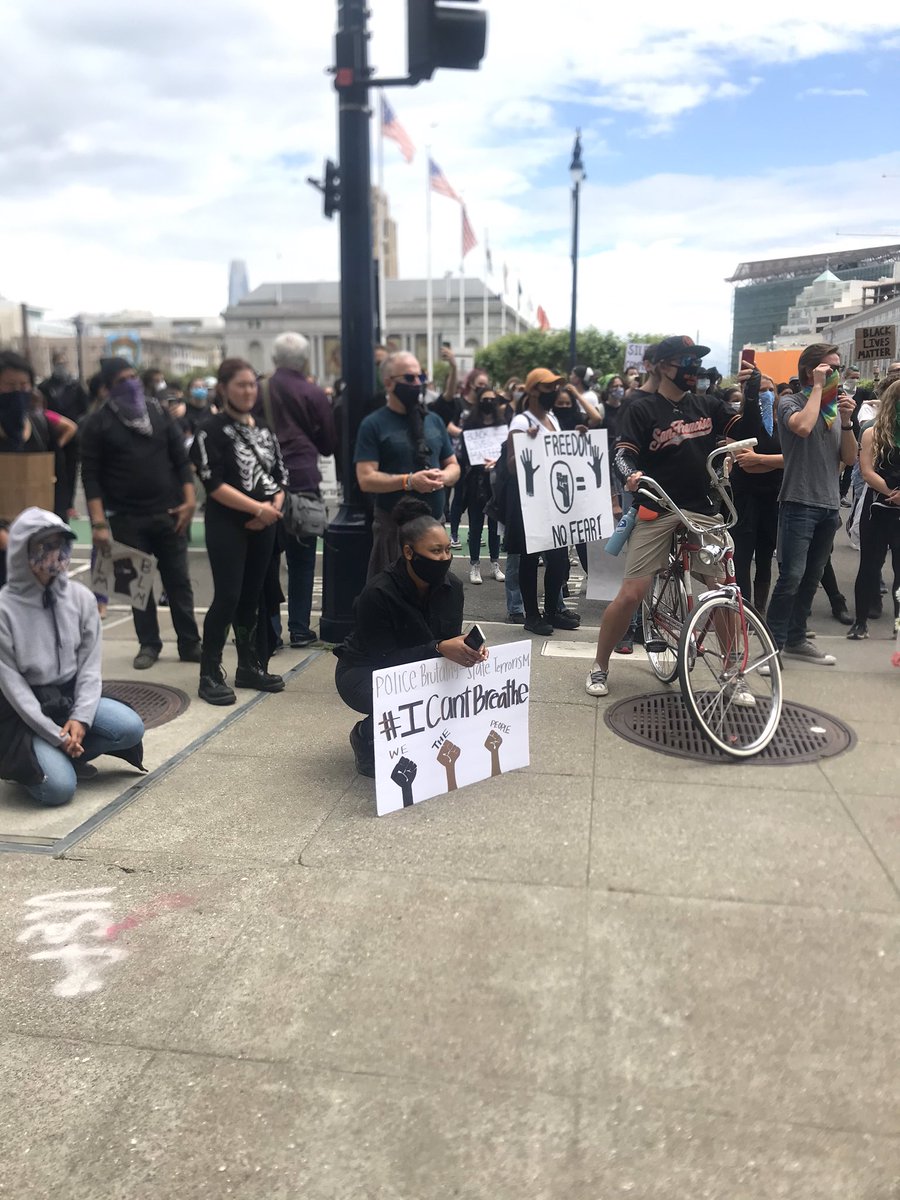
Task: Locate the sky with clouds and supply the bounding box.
[5,0,900,369]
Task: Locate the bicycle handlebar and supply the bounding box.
[633,439,757,535]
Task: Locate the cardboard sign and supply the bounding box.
[513,428,615,554]
[624,342,648,371]
[0,453,55,523]
[854,326,897,363]
[372,640,532,816]
[90,540,157,611]
[462,424,508,466]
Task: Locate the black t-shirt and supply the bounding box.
[616,389,736,514]
[191,413,287,504]
[428,395,464,428]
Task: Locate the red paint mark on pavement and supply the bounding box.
[105,893,197,940]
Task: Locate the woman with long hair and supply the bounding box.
[846,378,900,639]
[191,358,287,705]
[448,367,491,549]
[457,386,505,584]
[334,496,486,776]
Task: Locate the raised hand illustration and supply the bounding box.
[554,470,571,510]
[484,730,504,777]
[519,448,540,497]
[390,756,418,808]
[587,444,605,488]
[436,739,461,791]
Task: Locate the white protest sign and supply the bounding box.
[585,537,626,602]
[90,540,157,611]
[513,428,614,555]
[463,424,508,466]
[624,342,648,371]
[372,640,532,816]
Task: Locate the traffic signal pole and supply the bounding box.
[319,0,376,644]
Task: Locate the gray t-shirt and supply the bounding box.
[777,392,842,509]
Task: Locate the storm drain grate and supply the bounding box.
[604,692,855,764]
[101,681,191,730]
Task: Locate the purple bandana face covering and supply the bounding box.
[110,377,147,419]
[28,532,72,578]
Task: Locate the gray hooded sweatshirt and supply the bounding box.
[0,507,102,747]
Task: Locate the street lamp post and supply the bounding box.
[568,131,585,372]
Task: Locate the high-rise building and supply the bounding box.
[727,244,900,369]
[228,260,250,308]
[371,188,398,279]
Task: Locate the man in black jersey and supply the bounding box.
[586,336,736,697]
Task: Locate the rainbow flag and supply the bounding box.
[802,369,840,428]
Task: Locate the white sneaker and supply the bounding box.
[469,563,482,584]
[729,683,757,707]
[758,652,782,678]
[490,560,505,582]
[585,664,609,697]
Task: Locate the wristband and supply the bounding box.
[91,521,109,530]
[403,473,411,491]
[841,425,853,431]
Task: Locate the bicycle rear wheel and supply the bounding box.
[677,593,782,757]
[642,565,688,684]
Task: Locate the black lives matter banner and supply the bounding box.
[371,640,531,816]
[513,428,615,555]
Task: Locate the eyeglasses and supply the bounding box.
[393,373,427,385]
[675,356,703,370]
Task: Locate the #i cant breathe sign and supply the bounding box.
[371,641,532,816]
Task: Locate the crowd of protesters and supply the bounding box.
[1,329,898,790]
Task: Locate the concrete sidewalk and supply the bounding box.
[0,610,898,1197]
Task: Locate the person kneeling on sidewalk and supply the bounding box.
[0,508,145,806]
[333,498,487,777]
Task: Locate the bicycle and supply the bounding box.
[636,440,783,757]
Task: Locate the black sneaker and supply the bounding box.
[349,721,375,777]
[290,631,317,648]
[831,604,854,626]
[550,610,580,630]
[846,623,869,640]
[505,612,526,624]
[198,667,236,706]
[524,617,554,636]
[133,647,160,670]
[234,666,285,693]
[73,761,99,781]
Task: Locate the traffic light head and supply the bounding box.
[407,0,487,83]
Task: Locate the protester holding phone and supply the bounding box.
[334,497,487,777]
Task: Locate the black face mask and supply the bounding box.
[394,381,423,411]
[673,365,698,392]
[408,552,452,587]
[536,391,557,411]
[0,391,30,448]
[553,405,579,430]
[479,397,495,415]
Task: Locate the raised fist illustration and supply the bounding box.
[587,444,604,487]
[519,449,540,497]
[484,730,504,777]
[390,756,418,808]
[436,739,461,791]
[554,469,571,510]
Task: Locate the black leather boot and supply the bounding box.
[198,654,236,706]
[234,625,285,692]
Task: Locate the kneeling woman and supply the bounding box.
[334,497,487,776]
[191,358,287,705]
[0,509,145,807]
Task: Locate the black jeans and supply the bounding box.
[108,511,200,654]
[467,494,500,563]
[335,659,374,745]
[519,546,569,621]
[203,505,277,662]
[731,488,778,611]
[853,493,900,625]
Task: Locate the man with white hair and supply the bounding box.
[355,351,459,577]
[261,331,336,647]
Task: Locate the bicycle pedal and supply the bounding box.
[643,639,670,654]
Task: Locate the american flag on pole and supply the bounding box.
[381,95,415,163]
[429,157,461,203]
[503,263,509,293]
[485,236,493,275]
[536,305,551,331]
[462,206,477,258]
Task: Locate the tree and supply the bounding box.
[475,327,628,384]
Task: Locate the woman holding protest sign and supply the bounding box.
[334,497,487,777]
[504,368,579,637]
[457,388,506,585]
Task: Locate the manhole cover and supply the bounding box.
[101,681,191,730]
[605,692,855,764]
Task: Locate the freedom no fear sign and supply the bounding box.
[514,428,615,554]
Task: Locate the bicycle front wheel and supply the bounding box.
[642,567,688,683]
[677,594,783,757]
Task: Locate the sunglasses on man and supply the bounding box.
[537,383,560,395]
[393,372,427,385]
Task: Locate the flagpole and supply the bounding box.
[426,148,434,380]
[458,207,465,362]
[376,90,387,342]
[501,264,507,338]
[482,230,489,348]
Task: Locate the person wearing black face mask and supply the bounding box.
[333,497,486,777]
[356,352,460,580]
[457,388,506,583]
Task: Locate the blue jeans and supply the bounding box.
[504,552,523,615]
[27,698,145,807]
[765,502,840,649]
[284,532,318,640]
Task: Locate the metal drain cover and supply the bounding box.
[101,681,191,730]
[605,692,855,764]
